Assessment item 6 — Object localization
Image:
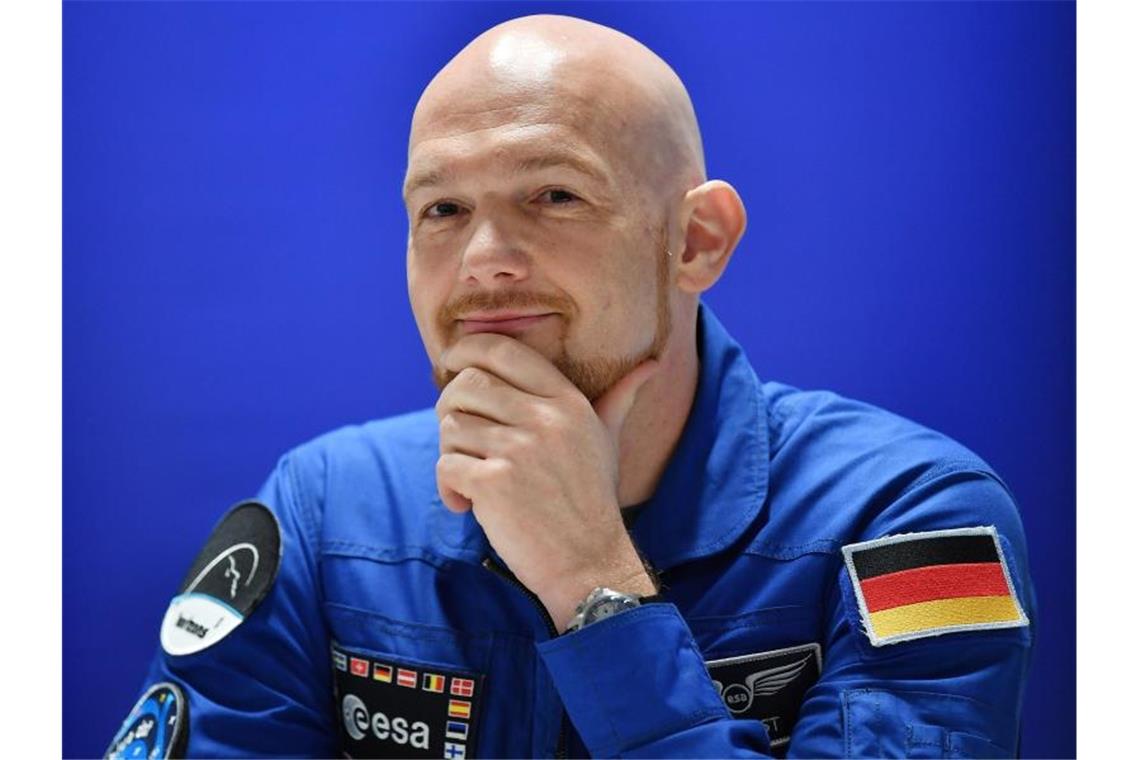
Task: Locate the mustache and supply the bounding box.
[438,290,577,323]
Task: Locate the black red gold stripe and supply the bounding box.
[851,533,999,579]
[860,562,1009,612]
[868,596,1022,638]
[842,527,1028,646]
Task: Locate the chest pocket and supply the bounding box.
[321,537,499,756]
[324,601,495,759]
[688,605,823,755]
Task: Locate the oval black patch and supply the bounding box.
[104,682,188,759]
[160,501,281,656]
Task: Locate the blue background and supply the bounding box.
[63,2,1074,757]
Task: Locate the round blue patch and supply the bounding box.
[104,682,188,759]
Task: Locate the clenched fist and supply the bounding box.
[435,333,659,631]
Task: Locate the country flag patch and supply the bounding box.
[330,643,486,759]
[842,526,1029,647]
[450,677,475,697]
[397,668,417,688]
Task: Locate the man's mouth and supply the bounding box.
[457,311,558,335]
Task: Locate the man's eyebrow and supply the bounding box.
[511,153,609,186]
[403,152,610,202]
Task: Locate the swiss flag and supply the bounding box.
[350,658,369,677]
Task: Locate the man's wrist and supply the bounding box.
[540,527,659,630]
[557,563,660,631]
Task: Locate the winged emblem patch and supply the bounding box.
[705,643,822,751]
[712,651,815,713]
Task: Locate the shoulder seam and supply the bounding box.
[894,459,1007,504]
[284,452,323,559]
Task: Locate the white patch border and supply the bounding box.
[705,641,823,671]
[841,525,1030,647]
[705,643,822,748]
[104,681,187,760]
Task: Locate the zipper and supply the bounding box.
[482,556,569,759]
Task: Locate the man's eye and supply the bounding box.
[539,189,579,204]
[424,201,462,219]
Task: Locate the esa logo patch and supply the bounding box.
[160,501,281,656]
[706,643,822,751]
[332,643,485,759]
[104,682,188,759]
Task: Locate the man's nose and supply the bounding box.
[458,215,530,285]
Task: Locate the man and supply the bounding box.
[108,14,1034,759]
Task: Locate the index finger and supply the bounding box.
[441,333,571,398]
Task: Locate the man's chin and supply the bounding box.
[555,351,657,402]
[429,333,564,393]
[429,348,639,402]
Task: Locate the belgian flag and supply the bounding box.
[842,526,1028,646]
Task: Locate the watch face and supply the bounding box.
[585,595,638,625]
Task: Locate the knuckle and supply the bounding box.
[467,464,488,488]
[458,366,489,390]
[439,412,460,434]
[532,404,563,432]
[513,429,537,454]
[477,458,510,484]
[500,428,529,456]
[489,340,515,366]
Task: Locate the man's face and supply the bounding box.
[404,52,674,401]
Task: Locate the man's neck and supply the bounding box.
[614,315,700,508]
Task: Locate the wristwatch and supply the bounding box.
[563,586,660,634]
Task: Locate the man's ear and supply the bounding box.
[674,180,747,294]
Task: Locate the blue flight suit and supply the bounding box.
[128,303,1035,757]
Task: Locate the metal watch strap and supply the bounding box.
[563,586,660,634]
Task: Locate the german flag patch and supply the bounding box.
[842,526,1029,647]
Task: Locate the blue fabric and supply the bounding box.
[133,303,1035,757]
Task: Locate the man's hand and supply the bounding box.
[435,333,659,631]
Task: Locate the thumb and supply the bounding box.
[592,358,660,440]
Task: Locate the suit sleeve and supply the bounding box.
[118,454,338,757]
[790,469,1035,758]
[537,469,1035,758]
[537,603,774,757]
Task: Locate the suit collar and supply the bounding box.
[628,304,770,572]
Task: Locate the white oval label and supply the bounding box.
[160,593,244,656]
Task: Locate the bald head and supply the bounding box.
[408,15,706,203]
[404,13,747,416]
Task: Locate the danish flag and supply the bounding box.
[450,677,475,697]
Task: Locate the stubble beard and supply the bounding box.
[430,227,673,402]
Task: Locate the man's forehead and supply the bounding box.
[406,15,706,201]
[409,69,631,146]
[404,126,615,199]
